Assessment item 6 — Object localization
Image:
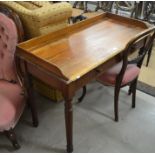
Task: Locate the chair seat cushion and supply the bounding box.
[97,62,140,86]
[0,80,25,131]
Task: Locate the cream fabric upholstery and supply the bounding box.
[0,1,72,39]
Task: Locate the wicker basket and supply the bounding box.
[32,77,63,102]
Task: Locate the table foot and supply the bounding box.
[64,98,73,153]
[67,145,73,153]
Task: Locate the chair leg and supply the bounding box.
[95,2,100,11]
[4,128,20,149]
[78,86,87,103]
[146,44,153,67]
[128,81,135,95]
[132,78,138,108]
[114,86,120,122]
[73,1,78,8]
[83,2,88,13]
[128,84,133,95]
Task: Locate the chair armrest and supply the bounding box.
[32,2,72,27]
[30,1,51,7]
[0,1,31,14]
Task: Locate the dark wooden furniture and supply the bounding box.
[98,28,155,121]
[134,1,155,67]
[78,23,155,122]
[0,6,38,149]
[0,6,23,149]
[146,43,153,66]
[73,1,113,13]
[73,1,87,12]
[16,13,154,152]
[0,6,24,41]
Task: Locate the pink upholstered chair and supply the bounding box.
[98,30,155,122]
[0,6,37,149]
[79,28,155,122]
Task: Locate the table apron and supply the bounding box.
[17,53,121,98]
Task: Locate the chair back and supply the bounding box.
[127,29,155,67]
[116,27,155,84]
[0,6,24,83]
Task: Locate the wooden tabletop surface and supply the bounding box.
[17,13,151,82]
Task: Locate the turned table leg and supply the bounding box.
[23,61,39,127]
[64,98,73,153]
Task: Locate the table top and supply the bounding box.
[17,12,153,82]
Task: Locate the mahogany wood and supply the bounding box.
[0,5,24,42]
[0,5,38,149]
[0,6,24,149]
[4,128,20,149]
[16,12,155,152]
[17,12,153,82]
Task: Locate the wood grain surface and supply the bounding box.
[17,13,153,82]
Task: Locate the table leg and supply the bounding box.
[23,61,39,127]
[64,98,73,153]
[27,76,39,127]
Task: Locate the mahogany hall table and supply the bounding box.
[16,13,153,152]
